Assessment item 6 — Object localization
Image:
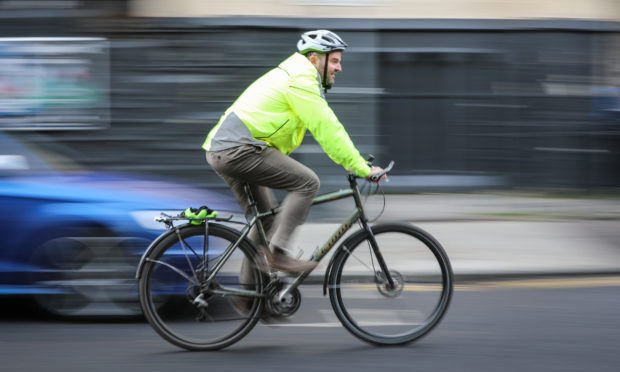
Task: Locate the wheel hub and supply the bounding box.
[376,270,404,298]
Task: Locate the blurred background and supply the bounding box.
[1,0,619,193]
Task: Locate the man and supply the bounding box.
[203,30,384,274]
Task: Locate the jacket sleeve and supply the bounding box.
[286,75,370,177]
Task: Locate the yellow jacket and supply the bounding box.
[203,52,370,177]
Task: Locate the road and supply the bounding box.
[1,277,619,372]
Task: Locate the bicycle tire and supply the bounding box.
[139,223,264,351]
[328,223,453,345]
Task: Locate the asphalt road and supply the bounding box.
[1,278,619,372]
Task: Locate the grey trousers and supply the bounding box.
[206,144,320,249]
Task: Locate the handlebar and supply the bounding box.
[369,160,395,182]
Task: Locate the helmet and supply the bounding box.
[297,30,347,54]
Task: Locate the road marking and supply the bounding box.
[333,284,443,292]
[456,276,620,291]
[265,277,620,329]
[307,276,620,295]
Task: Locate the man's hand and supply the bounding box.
[366,166,387,183]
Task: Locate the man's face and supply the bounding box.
[314,51,343,86]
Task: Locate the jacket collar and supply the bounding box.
[280,52,325,98]
[279,52,316,74]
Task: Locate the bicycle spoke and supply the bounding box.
[342,244,387,284]
[145,258,199,285]
[342,245,375,273]
[176,229,200,281]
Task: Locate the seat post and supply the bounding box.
[242,183,269,246]
[242,182,260,220]
[243,183,256,208]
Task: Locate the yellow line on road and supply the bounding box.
[341,276,620,293]
[456,276,620,291]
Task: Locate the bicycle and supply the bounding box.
[135,159,453,350]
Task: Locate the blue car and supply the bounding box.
[0,132,238,317]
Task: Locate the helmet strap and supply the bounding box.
[322,51,331,93]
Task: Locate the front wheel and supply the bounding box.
[328,223,453,345]
[139,223,265,351]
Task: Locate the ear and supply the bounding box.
[308,53,321,68]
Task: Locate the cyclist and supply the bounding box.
[203,30,385,274]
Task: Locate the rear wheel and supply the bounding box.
[329,223,453,345]
[139,223,264,351]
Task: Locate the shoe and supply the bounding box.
[267,247,317,274]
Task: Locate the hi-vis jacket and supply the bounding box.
[202,52,371,178]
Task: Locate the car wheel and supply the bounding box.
[30,228,147,317]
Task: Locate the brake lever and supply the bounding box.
[366,154,376,167]
[370,160,395,182]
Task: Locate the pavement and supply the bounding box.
[289,192,620,280]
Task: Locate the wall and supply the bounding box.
[130,0,620,21]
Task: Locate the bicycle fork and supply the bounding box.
[349,175,397,290]
[360,221,396,289]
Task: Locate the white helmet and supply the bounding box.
[297,30,347,54]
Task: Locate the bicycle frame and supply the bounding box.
[204,174,395,301]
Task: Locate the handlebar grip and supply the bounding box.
[370,160,395,182]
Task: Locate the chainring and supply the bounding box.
[264,281,302,318]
